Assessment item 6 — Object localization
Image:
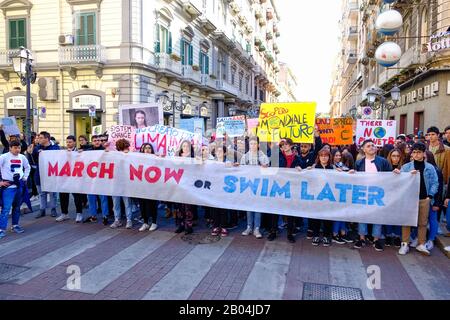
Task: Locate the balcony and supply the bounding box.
[154,53,182,76]
[181,65,202,84]
[0,49,19,69]
[59,45,106,66]
[255,8,262,18]
[199,12,217,33]
[346,50,357,63]
[266,8,273,20]
[347,26,358,39]
[216,80,239,97]
[182,0,202,18]
[346,0,359,18]
[212,28,234,48]
[201,74,216,90]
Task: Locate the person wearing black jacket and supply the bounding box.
[267,138,302,243]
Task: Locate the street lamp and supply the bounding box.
[349,105,358,119]
[12,47,37,145]
[228,106,237,116]
[247,105,260,118]
[155,90,191,127]
[198,101,208,118]
[366,85,400,119]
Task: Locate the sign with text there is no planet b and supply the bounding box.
[257,102,317,143]
[356,120,396,147]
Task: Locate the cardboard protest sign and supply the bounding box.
[92,125,103,136]
[246,118,259,136]
[179,118,204,136]
[0,117,20,136]
[257,102,317,143]
[356,120,396,146]
[133,124,201,157]
[119,104,163,129]
[216,116,246,138]
[108,125,135,151]
[316,118,354,145]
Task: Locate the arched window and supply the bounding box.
[404,24,410,51]
[420,8,428,45]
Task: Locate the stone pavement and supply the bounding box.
[0,204,449,300]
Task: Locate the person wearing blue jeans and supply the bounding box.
[242,212,262,239]
[85,194,109,224]
[0,141,31,239]
[444,176,450,236]
[110,196,133,229]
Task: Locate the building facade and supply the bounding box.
[277,61,297,102]
[331,0,450,134]
[0,0,283,142]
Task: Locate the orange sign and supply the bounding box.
[316,118,354,146]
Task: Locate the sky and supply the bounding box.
[276,1,342,113]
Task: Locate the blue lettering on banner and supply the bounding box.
[335,183,352,203]
[316,183,337,202]
[240,177,260,195]
[261,179,269,197]
[368,186,385,206]
[269,181,291,199]
[223,176,238,193]
[300,181,314,200]
[352,185,367,205]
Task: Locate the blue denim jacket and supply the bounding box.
[401,161,439,204]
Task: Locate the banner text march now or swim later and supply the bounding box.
[40,151,420,226]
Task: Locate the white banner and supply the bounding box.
[356,119,396,147]
[40,151,420,226]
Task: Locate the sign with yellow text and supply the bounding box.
[316,118,354,145]
[257,102,317,143]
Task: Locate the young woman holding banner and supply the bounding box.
[137,143,159,232]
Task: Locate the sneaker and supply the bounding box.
[139,223,150,232]
[312,237,321,246]
[35,210,46,219]
[0,230,5,239]
[393,237,402,248]
[322,237,331,247]
[110,220,122,229]
[332,235,346,245]
[11,225,24,234]
[385,236,393,247]
[410,238,418,248]
[253,228,262,239]
[211,227,220,236]
[125,220,133,229]
[50,209,58,217]
[278,222,288,230]
[287,234,295,243]
[425,240,434,251]
[398,242,409,255]
[374,240,384,252]
[149,223,158,231]
[341,234,353,243]
[241,226,252,236]
[175,225,185,234]
[221,228,228,237]
[75,213,83,223]
[267,232,276,241]
[185,227,193,235]
[83,216,97,223]
[416,244,431,256]
[366,235,374,244]
[56,214,70,222]
[353,239,365,249]
[306,230,313,240]
[102,217,109,226]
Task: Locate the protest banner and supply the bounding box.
[92,125,103,136]
[179,118,204,136]
[133,124,201,157]
[356,120,396,146]
[0,117,20,136]
[257,102,317,143]
[119,104,163,129]
[216,116,246,138]
[247,118,259,136]
[40,150,419,226]
[108,125,134,151]
[316,118,354,145]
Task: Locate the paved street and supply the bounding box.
[0,205,449,300]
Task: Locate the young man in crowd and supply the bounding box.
[55,135,84,222]
[354,139,392,251]
[0,141,30,239]
[396,142,438,256]
[444,126,450,148]
[31,131,60,218]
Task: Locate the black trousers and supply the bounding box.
[309,219,333,238]
[228,210,239,226]
[269,214,295,236]
[60,192,83,214]
[212,208,227,229]
[139,198,158,225]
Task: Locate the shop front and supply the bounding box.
[4,91,37,133]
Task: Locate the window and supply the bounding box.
[199,51,209,74]
[245,76,250,95]
[404,25,410,51]
[231,65,236,85]
[180,39,193,65]
[420,9,428,45]
[239,72,244,91]
[76,12,96,45]
[9,19,26,49]
[155,24,172,54]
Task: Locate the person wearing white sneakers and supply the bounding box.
[137,143,158,232]
[396,143,438,256]
[56,136,84,223]
[239,137,269,239]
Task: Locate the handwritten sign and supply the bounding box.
[108,125,134,151]
[0,117,20,136]
[216,116,246,138]
[257,102,317,143]
[356,120,397,146]
[246,118,259,136]
[316,118,354,145]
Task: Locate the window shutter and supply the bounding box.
[9,20,17,49]
[167,31,172,54]
[154,24,160,53]
[180,39,185,65]
[199,52,203,73]
[205,55,209,75]
[189,44,193,65]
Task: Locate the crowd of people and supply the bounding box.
[0,123,449,257]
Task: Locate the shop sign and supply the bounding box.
[72,95,101,110]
